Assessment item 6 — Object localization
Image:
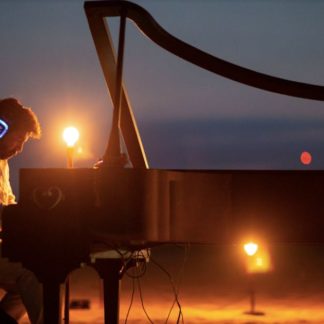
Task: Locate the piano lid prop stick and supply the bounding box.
[103,11,127,165]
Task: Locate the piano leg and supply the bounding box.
[42,280,62,324]
[63,277,70,324]
[91,259,122,324]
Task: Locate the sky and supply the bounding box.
[1,0,324,193]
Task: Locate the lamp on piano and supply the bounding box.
[62,126,79,168]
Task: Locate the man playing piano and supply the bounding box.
[0,98,42,323]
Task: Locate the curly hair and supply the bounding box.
[0,98,41,139]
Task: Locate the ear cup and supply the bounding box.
[0,119,9,138]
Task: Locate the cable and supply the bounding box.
[170,243,191,324]
[125,250,148,279]
[136,267,154,323]
[150,243,191,324]
[91,240,138,276]
[169,244,190,324]
[123,245,190,324]
[124,249,150,323]
[124,276,135,324]
[167,243,191,324]
[150,257,183,323]
[125,260,147,279]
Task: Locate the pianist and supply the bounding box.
[0,98,42,323]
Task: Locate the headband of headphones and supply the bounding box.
[0,119,9,138]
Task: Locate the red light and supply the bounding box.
[300,151,312,165]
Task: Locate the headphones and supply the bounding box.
[0,119,9,139]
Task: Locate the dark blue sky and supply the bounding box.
[1,0,324,193]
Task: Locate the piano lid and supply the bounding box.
[84,0,324,169]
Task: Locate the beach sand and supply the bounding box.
[16,244,324,323]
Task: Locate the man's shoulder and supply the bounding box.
[0,160,8,173]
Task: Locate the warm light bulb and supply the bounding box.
[63,127,79,147]
[244,242,258,256]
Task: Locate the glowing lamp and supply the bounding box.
[244,242,258,256]
[62,126,79,168]
[63,127,79,147]
[243,240,269,316]
[244,241,272,274]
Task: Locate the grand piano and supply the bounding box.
[2,1,324,324]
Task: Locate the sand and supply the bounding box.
[15,244,324,323]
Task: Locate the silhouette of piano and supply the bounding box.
[2,1,324,323]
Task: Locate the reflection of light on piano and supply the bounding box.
[32,186,64,210]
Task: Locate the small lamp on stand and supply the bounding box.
[62,126,79,168]
[243,241,265,316]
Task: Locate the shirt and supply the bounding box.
[0,160,16,206]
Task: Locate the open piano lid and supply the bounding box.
[82,1,324,244]
[84,0,324,168]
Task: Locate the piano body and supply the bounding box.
[4,168,324,323]
[5,168,324,251]
[2,1,324,323]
